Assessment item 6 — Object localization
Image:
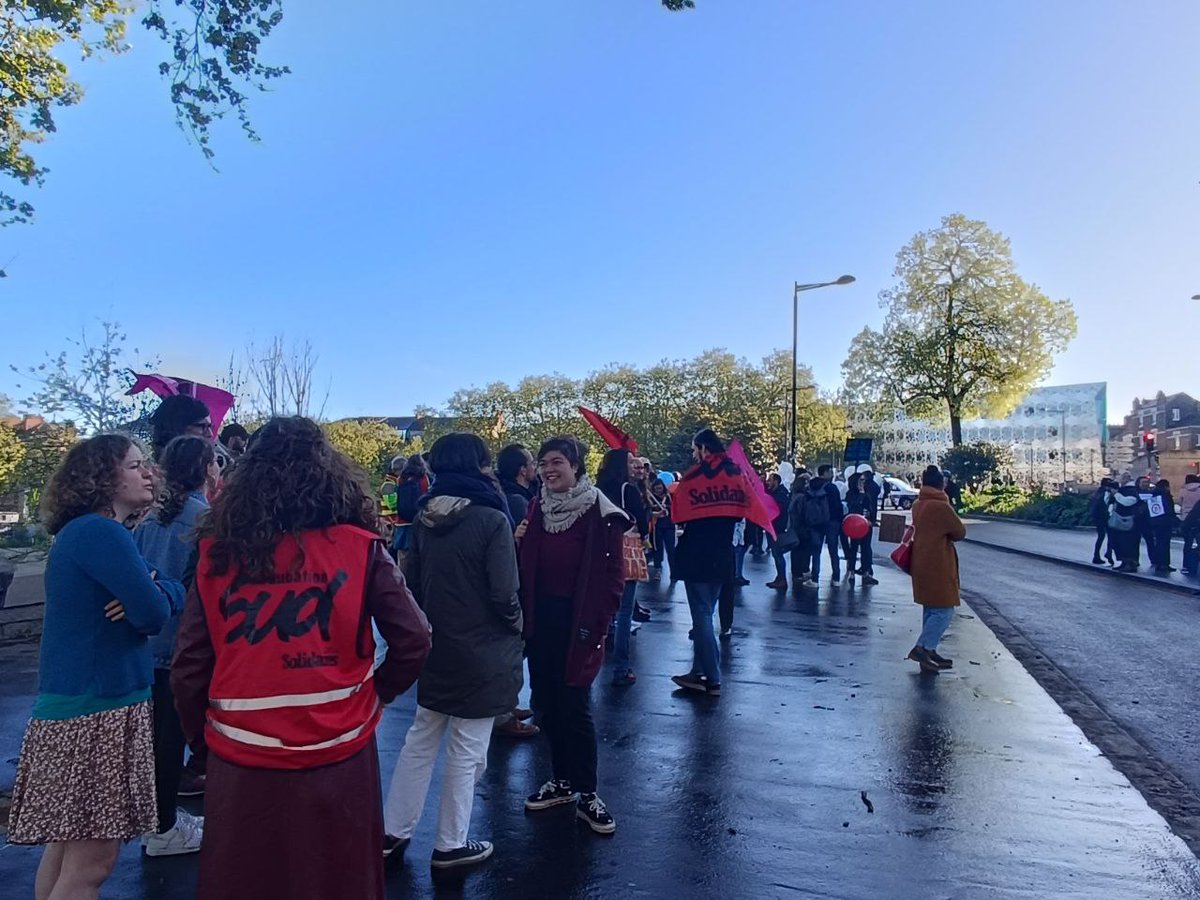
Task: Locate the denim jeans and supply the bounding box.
[809,525,842,580]
[917,606,955,652]
[684,581,721,684]
[771,546,788,581]
[611,580,638,675]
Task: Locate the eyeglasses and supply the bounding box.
[188,420,213,434]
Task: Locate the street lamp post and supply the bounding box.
[790,275,855,461]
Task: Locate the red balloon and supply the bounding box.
[842,513,871,540]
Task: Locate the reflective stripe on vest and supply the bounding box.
[210,666,374,713]
[208,698,380,751]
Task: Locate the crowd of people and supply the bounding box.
[6,397,971,900]
[1089,473,1200,575]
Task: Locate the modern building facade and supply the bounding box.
[850,383,1108,487]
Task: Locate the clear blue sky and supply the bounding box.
[2,0,1197,423]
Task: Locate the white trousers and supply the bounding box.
[383,706,495,851]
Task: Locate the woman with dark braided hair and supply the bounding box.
[133,435,219,857]
[171,417,431,900]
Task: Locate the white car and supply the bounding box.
[883,477,919,510]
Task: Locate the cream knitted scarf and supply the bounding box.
[539,475,600,533]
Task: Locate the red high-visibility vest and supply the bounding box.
[196,525,381,770]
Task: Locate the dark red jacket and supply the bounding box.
[517,494,626,687]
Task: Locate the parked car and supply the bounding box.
[883,477,919,510]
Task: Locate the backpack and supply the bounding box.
[803,486,831,528]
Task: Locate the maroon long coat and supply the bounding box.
[517,495,626,687]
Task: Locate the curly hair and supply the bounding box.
[41,433,135,535]
[200,416,378,582]
[156,435,214,526]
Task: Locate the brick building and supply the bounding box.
[1116,391,1200,485]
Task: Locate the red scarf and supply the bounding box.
[672,453,777,537]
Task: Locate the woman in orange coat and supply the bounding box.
[907,466,966,674]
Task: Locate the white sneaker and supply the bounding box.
[143,809,204,857]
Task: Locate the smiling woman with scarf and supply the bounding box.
[516,436,627,835]
[381,433,521,870]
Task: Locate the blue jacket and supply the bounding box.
[39,514,186,698]
[134,491,208,668]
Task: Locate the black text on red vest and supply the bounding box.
[219,571,350,645]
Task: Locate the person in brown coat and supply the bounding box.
[907,466,966,674]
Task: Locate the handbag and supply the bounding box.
[774,529,801,553]
[890,525,915,575]
[621,530,650,582]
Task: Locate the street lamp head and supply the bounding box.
[835,275,856,285]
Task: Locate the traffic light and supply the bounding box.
[1143,432,1156,453]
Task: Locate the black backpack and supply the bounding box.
[803,486,831,527]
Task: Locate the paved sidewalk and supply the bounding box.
[2,555,1199,898]
[960,517,1198,594]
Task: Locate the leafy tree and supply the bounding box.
[10,320,159,433]
[939,441,1014,491]
[0,425,26,490]
[323,418,410,480]
[1,2,690,225]
[10,422,79,518]
[842,214,1077,445]
[1,1,285,224]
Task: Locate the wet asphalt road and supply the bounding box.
[955,541,1200,844]
[3,551,1200,899]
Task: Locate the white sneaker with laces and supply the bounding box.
[143,809,204,857]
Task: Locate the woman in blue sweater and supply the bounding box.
[134,435,219,857]
[8,434,186,900]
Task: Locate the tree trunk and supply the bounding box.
[949,410,963,447]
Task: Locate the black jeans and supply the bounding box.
[1152,522,1173,569]
[152,667,186,832]
[1093,522,1114,562]
[718,579,735,632]
[848,530,874,575]
[528,595,598,793]
[651,521,676,576]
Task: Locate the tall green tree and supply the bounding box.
[0,425,25,490]
[1,1,690,225]
[842,214,1077,446]
[322,418,409,480]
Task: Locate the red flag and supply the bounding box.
[672,451,777,539]
[128,372,236,434]
[727,440,780,538]
[578,406,638,454]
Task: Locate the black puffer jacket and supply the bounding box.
[407,496,523,718]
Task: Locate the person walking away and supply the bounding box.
[1108,481,1146,572]
[497,443,538,524]
[596,448,649,685]
[493,443,540,740]
[1089,478,1117,565]
[718,520,746,638]
[8,434,186,899]
[133,436,220,857]
[172,417,432,900]
[1150,479,1178,575]
[765,473,791,589]
[382,434,523,869]
[647,478,676,579]
[943,472,963,511]
[669,429,743,696]
[1180,474,1200,576]
[517,436,625,834]
[802,465,844,586]
[844,473,879,586]
[788,470,813,585]
[907,466,966,674]
[858,465,881,579]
